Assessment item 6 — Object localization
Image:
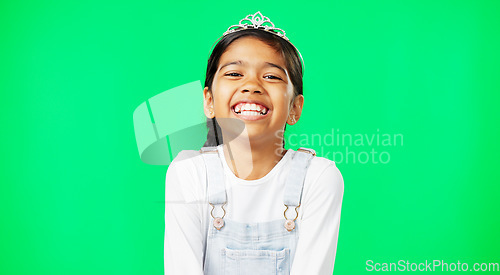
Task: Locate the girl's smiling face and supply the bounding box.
[203,36,303,142]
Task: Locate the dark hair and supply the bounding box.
[203,28,303,147]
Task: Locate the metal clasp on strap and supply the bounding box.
[283,204,300,232]
[297,147,316,156]
[200,147,218,154]
[209,202,227,230]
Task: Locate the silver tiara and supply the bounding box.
[223,11,289,41]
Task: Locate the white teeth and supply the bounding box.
[238,110,266,116]
[233,102,269,115]
[241,111,260,116]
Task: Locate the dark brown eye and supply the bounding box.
[264,75,282,80]
[225,72,242,77]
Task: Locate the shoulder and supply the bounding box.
[296,152,344,221]
[167,150,204,172]
[304,154,344,196]
[165,150,207,203]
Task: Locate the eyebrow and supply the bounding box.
[218,60,287,75]
[219,60,242,71]
[265,62,287,75]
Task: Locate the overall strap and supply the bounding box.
[283,148,316,207]
[200,146,227,205]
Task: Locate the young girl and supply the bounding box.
[164,12,344,275]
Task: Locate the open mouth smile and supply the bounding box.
[231,101,271,121]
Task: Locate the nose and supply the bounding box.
[242,88,261,94]
[241,77,263,94]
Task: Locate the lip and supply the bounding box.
[231,99,272,121]
[231,99,270,110]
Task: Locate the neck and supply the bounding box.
[222,134,287,181]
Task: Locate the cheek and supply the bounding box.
[212,92,230,111]
[281,92,293,109]
[272,96,292,119]
[277,84,294,105]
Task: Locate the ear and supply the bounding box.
[287,95,304,125]
[203,87,215,118]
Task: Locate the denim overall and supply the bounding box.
[200,146,315,275]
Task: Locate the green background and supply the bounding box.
[1,0,499,274]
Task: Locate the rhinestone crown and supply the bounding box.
[223,11,289,41]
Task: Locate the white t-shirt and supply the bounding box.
[164,145,344,275]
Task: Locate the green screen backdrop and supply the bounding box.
[1,0,499,274]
